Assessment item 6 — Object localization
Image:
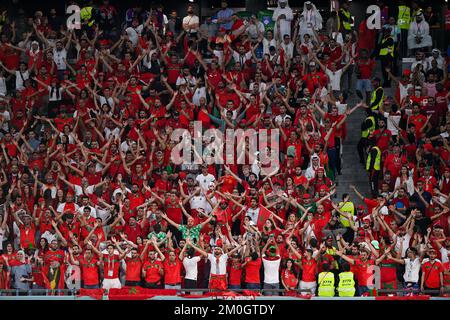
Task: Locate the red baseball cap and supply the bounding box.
[303,193,311,199]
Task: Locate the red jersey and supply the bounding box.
[142,259,163,283]
[79,256,100,286]
[125,256,143,282]
[163,259,182,285]
[422,260,443,288]
[102,253,121,279]
[228,261,243,286]
[355,258,376,286]
[244,257,262,284]
[301,258,318,282]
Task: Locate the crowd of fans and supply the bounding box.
[0,0,448,297]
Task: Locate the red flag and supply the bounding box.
[257,205,272,230]
[77,288,105,300]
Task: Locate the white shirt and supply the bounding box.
[196,173,216,192]
[0,227,6,250]
[53,48,67,70]
[440,247,449,263]
[183,256,201,280]
[325,68,343,91]
[0,76,7,96]
[192,87,206,106]
[403,257,421,283]
[40,231,57,244]
[232,50,252,66]
[125,25,144,47]
[104,127,121,140]
[262,256,281,284]
[15,70,29,91]
[246,207,260,225]
[281,42,294,60]
[99,95,115,110]
[263,38,277,55]
[183,15,199,33]
[176,75,196,87]
[78,205,97,218]
[48,86,64,101]
[73,185,95,197]
[0,110,10,131]
[189,195,208,211]
[336,102,347,115]
[208,253,228,275]
[394,233,412,258]
[383,112,401,135]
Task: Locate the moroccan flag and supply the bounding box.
[257,205,273,230]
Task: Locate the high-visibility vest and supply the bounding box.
[338,201,355,227]
[340,9,352,30]
[370,87,384,111]
[318,272,335,297]
[361,116,376,138]
[337,272,356,297]
[397,6,411,30]
[81,6,95,27]
[366,146,381,171]
[379,36,394,57]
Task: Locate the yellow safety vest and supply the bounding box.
[366,146,381,171]
[361,116,376,138]
[379,36,394,57]
[397,6,411,30]
[338,272,356,297]
[370,87,384,111]
[338,201,355,227]
[81,6,95,27]
[340,9,352,30]
[318,272,335,297]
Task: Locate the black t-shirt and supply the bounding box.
[415,216,432,235]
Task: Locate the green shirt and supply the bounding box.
[148,231,167,242]
[300,202,317,217]
[178,224,202,241]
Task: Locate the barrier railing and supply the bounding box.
[0,287,448,297]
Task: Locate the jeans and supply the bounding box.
[358,285,371,296]
[83,284,100,289]
[124,281,141,287]
[356,79,373,93]
[245,283,261,290]
[165,284,181,290]
[228,284,241,290]
[263,282,279,296]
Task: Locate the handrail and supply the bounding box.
[0,287,448,296]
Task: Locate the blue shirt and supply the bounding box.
[10,264,32,290]
[217,8,234,30]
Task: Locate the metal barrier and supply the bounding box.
[0,287,449,297]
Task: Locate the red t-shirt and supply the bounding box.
[301,258,317,282]
[125,256,143,282]
[102,254,121,279]
[355,258,376,286]
[165,198,183,224]
[228,262,243,286]
[244,257,262,284]
[79,256,100,285]
[19,224,36,249]
[163,259,182,284]
[422,260,443,288]
[143,260,163,283]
